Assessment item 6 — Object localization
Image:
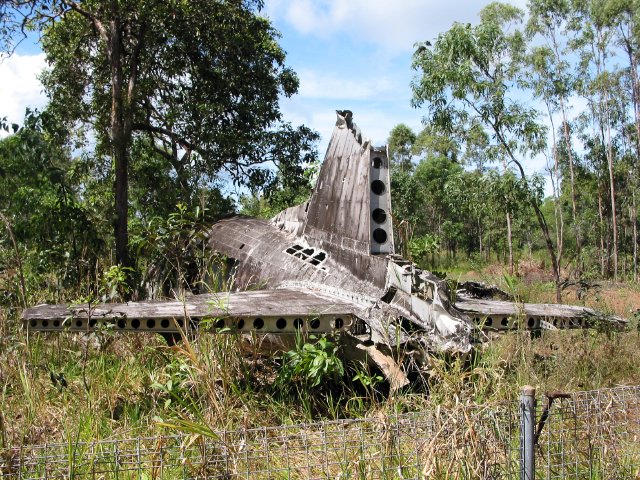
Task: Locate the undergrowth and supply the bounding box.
[1,280,639,450]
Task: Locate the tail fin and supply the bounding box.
[303,111,394,255]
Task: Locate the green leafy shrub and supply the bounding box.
[276,335,344,390]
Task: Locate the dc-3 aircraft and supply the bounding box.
[23,111,625,390]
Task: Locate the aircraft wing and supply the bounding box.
[22,288,365,334]
[455,296,627,331]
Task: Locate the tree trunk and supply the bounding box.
[605,116,618,280]
[110,24,130,269]
[106,4,142,272]
[559,101,580,273]
[598,189,606,276]
[546,108,564,276]
[506,212,514,275]
[477,218,482,258]
[592,27,617,280]
[551,31,580,276]
[502,158,514,275]
[633,188,638,282]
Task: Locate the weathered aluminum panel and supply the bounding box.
[207,215,389,296]
[303,112,372,254]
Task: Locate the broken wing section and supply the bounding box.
[22,287,411,389]
[455,296,627,332]
[21,288,364,335]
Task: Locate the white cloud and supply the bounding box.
[297,69,395,100]
[269,0,528,54]
[0,53,47,135]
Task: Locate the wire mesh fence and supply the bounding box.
[536,385,640,479]
[1,405,519,479]
[1,384,639,479]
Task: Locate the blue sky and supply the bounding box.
[264,0,526,152]
[1,0,535,168]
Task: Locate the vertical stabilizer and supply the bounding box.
[303,111,394,255]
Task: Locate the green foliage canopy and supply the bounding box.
[1,0,318,268]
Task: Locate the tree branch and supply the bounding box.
[63,1,109,45]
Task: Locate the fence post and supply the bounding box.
[520,385,536,480]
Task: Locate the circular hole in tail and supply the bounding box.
[75,319,83,328]
[372,157,382,168]
[215,319,225,329]
[237,319,245,329]
[372,228,388,244]
[30,319,36,327]
[146,319,156,329]
[276,318,287,329]
[89,319,97,328]
[293,318,303,329]
[53,320,60,327]
[501,317,509,327]
[486,317,493,326]
[372,208,387,224]
[42,320,49,328]
[117,319,126,329]
[527,318,535,328]
[253,318,264,329]
[161,319,170,329]
[310,318,320,329]
[334,318,344,329]
[131,319,140,329]
[371,180,386,195]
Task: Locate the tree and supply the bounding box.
[0,111,102,302]
[411,2,565,300]
[600,0,640,280]
[388,124,417,172]
[569,0,626,279]
[2,0,317,271]
[444,171,491,258]
[387,124,463,259]
[526,0,582,274]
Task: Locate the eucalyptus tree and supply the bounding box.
[569,0,626,278]
[443,171,490,259]
[411,2,563,299]
[1,0,316,271]
[526,0,582,271]
[412,152,463,245]
[600,0,640,280]
[601,0,640,159]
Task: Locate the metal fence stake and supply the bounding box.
[520,385,536,480]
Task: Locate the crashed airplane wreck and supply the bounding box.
[22,111,625,389]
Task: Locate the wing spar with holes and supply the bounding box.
[22,288,364,334]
